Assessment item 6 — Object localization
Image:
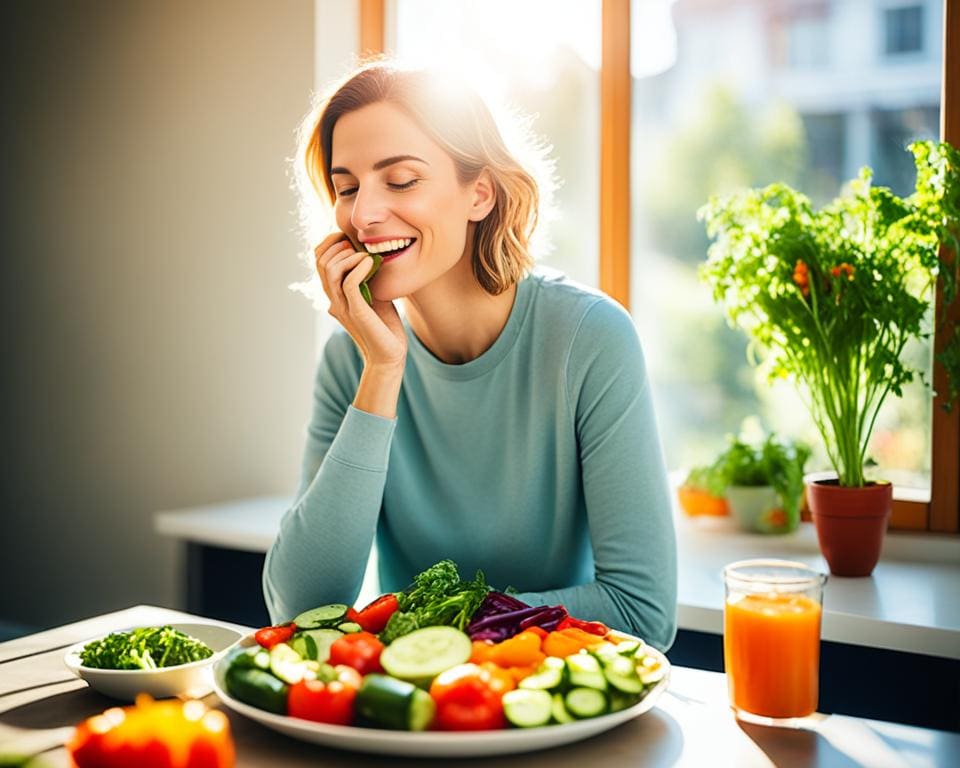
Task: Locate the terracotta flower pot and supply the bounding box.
[807,479,892,577]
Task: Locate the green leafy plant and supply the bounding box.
[699,140,960,487]
[685,434,811,524]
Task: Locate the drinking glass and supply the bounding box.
[723,559,827,725]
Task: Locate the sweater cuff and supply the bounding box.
[326,405,397,470]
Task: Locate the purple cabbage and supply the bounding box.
[466,592,570,642]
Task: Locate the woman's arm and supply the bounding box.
[262,331,397,623]
[514,300,678,651]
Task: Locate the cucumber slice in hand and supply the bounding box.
[359,252,383,305]
[380,626,472,686]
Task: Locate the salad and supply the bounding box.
[79,626,214,670]
[223,560,666,731]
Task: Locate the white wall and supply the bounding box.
[0,0,320,628]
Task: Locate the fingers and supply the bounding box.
[315,235,352,277]
[342,255,375,312]
[326,250,370,311]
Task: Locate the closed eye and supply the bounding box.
[336,179,419,198]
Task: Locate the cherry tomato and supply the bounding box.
[287,665,361,726]
[429,664,505,731]
[353,593,400,634]
[328,631,385,675]
[254,623,295,649]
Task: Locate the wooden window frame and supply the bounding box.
[361,0,959,533]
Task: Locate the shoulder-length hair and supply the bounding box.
[295,60,554,296]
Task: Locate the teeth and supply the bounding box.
[365,238,413,254]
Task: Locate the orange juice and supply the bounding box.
[724,592,821,718]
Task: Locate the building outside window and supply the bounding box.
[884,4,925,55]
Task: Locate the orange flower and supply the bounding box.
[831,263,855,280]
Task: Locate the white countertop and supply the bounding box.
[155,495,960,659]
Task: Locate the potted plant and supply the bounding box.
[684,434,810,534]
[699,140,960,575]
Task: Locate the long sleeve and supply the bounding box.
[513,300,678,651]
[262,331,397,624]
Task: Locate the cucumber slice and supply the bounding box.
[269,642,310,685]
[519,656,565,691]
[609,689,641,713]
[637,654,666,685]
[603,656,644,694]
[292,604,348,629]
[380,626,472,686]
[225,666,289,714]
[359,252,383,306]
[292,629,343,663]
[566,653,607,691]
[337,622,363,634]
[564,687,607,719]
[228,646,271,671]
[356,674,436,731]
[503,689,552,728]
[551,692,575,724]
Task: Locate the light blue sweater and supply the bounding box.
[263,269,678,650]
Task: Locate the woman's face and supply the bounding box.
[329,101,491,301]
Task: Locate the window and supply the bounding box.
[884,5,925,55]
[365,0,959,531]
[629,0,941,497]
[387,0,602,288]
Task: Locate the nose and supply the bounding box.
[349,184,388,231]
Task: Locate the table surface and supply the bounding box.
[155,495,960,659]
[1,606,957,767]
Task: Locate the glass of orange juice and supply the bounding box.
[723,559,827,725]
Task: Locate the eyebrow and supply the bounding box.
[330,154,429,175]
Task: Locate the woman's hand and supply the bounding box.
[315,232,408,372]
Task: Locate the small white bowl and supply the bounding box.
[64,622,243,701]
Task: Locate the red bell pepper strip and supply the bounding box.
[556,616,609,636]
[254,622,296,649]
[353,593,400,634]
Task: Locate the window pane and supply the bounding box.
[389,0,602,287]
[630,0,942,494]
[885,5,925,55]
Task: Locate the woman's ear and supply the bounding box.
[467,169,497,222]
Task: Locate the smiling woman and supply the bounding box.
[262,61,678,651]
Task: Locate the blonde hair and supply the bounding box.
[293,59,555,297]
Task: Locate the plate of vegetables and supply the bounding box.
[64,623,243,701]
[212,561,669,757]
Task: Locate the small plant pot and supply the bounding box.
[726,485,797,534]
[807,479,892,577]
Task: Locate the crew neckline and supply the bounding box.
[405,273,539,381]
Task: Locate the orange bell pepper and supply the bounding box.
[542,631,585,658]
[470,639,495,664]
[489,630,545,668]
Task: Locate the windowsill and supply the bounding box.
[155,494,960,659]
[672,504,960,660]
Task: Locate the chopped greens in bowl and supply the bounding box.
[79,625,214,670]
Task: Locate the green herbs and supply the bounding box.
[687,434,810,523]
[699,140,960,487]
[380,560,490,645]
[79,626,214,670]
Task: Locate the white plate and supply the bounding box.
[212,632,670,758]
[64,622,243,701]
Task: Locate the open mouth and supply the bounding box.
[367,238,416,263]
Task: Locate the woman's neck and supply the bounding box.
[401,254,518,365]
